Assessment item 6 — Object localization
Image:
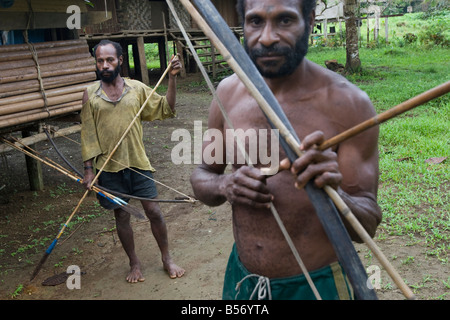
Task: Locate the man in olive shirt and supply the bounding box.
[81,40,185,283]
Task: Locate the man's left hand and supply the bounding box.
[169,54,182,77]
[283,131,343,190]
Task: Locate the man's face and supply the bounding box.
[243,0,311,78]
[95,44,122,83]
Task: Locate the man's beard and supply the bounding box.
[245,30,310,78]
[97,64,121,83]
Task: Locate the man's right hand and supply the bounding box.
[221,166,274,209]
[82,168,95,190]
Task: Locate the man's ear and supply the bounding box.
[119,55,123,66]
[308,10,316,34]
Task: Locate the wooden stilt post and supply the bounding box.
[22,130,44,191]
[137,36,149,85]
[120,40,130,78]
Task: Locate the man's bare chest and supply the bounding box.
[226,97,339,143]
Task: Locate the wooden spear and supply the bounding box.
[27,60,174,281]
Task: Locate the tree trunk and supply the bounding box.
[344,0,361,72]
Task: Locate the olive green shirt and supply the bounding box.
[80,79,175,173]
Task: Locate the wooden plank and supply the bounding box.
[0,0,87,12]
[0,11,111,30]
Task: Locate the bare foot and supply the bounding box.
[126,263,146,283]
[163,258,185,279]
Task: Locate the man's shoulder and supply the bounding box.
[217,73,245,93]
[84,81,100,103]
[86,80,101,93]
[305,60,375,118]
[307,60,367,99]
[124,78,148,90]
[306,59,350,86]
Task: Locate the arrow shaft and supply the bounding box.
[320,81,450,150]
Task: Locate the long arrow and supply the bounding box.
[319,81,450,150]
[184,0,378,299]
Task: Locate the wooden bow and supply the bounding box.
[176,0,447,300]
[179,0,378,300]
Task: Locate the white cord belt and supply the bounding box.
[235,274,272,300]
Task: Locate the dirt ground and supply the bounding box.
[0,74,448,301]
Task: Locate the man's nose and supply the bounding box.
[101,61,110,70]
[258,23,280,47]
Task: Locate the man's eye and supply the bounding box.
[249,17,262,26]
[280,17,293,25]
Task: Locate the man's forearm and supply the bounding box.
[190,166,228,207]
[166,74,177,111]
[337,187,382,242]
[83,159,94,171]
[82,158,95,189]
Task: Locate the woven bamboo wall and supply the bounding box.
[168,0,191,30]
[117,0,152,31]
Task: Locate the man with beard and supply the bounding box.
[190,0,381,299]
[80,40,185,283]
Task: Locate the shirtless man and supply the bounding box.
[190,0,382,299]
[81,40,185,283]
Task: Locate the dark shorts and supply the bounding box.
[223,244,354,300]
[96,167,158,210]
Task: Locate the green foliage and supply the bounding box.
[403,32,418,44]
[128,42,176,70]
[84,0,94,8]
[314,11,450,49]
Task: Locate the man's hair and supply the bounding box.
[236,0,316,26]
[93,39,123,59]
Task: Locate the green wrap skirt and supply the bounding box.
[223,244,354,300]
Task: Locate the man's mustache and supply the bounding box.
[101,70,113,76]
[250,45,291,58]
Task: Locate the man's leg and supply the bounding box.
[141,200,185,278]
[114,208,145,283]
